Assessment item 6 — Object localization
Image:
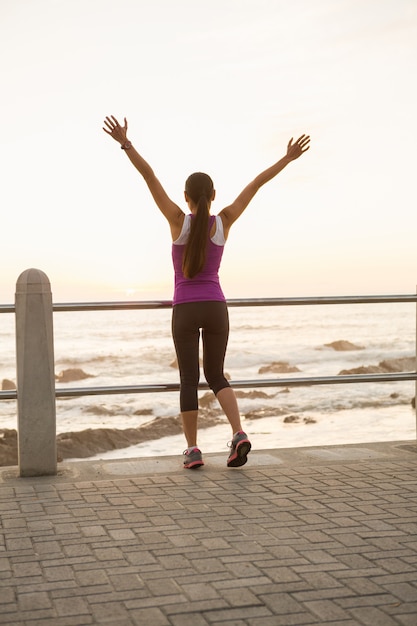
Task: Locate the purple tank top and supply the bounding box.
[172,215,226,305]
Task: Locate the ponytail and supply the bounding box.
[182,173,214,279]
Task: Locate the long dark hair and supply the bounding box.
[182,172,214,279]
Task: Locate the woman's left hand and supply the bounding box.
[103,115,128,144]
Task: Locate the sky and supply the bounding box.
[1,0,416,303]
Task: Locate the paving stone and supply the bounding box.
[203,605,273,622]
[130,606,171,625]
[0,443,416,625]
[395,616,417,626]
[0,587,16,604]
[258,592,302,615]
[17,591,52,611]
[181,581,220,601]
[32,540,63,555]
[0,609,22,625]
[54,596,90,617]
[80,525,108,537]
[305,598,352,621]
[92,546,125,561]
[108,572,144,591]
[248,615,320,625]
[169,613,210,626]
[349,605,400,625]
[219,588,262,607]
[5,538,33,552]
[90,600,131,621]
[12,562,43,578]
[344,575,390,595]
[259,566,302,584]
[43,565,75,582]
[383,582,417,602]
[75,569,111,587]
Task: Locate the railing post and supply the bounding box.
[15,269,57,476]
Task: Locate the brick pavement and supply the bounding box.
[0,441,416,626]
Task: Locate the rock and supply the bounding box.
[235,390,277,399]
[283,415,300,423]
[259,361,301,374]
[379,357,415,372]
[1,379,16,391]
[339,356,415,376]
[0,429,18,466]
[283,415,316,425]
[199,392,216,408]
[0,408,226,466]
[324,340,364,351]
[202,389,283,402]
[56,412,225,460]
[339,365,385,375]
[82,405,117,416]
[56,368,94,383]
[244,407,287,420]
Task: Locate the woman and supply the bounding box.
[103,115,310,469]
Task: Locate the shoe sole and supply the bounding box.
[227,440,251,467]
[184,460,204,470]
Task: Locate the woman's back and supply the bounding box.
[172,214,226,305]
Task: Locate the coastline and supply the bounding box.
[1,401,415,468]
[0,410,224,467]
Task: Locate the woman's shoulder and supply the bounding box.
[211,214,226,245]
[172,213,191,244]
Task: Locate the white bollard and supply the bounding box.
[15,269,57,477]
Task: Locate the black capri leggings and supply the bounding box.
[172,301,231,412]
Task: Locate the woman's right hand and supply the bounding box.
[286,134,310,160]
[103,115,129,145]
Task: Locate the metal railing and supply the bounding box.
[3,285,417,477]
[1,294,416,402]
[6,267,417,477]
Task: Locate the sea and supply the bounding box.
[1,301,416,460]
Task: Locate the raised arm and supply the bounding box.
[219,134,310,236]
[103,116,184,236]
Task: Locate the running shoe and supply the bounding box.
[183,447,204,469]
[227,431,251,467]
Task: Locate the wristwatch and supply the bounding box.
[121,141,132,150]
